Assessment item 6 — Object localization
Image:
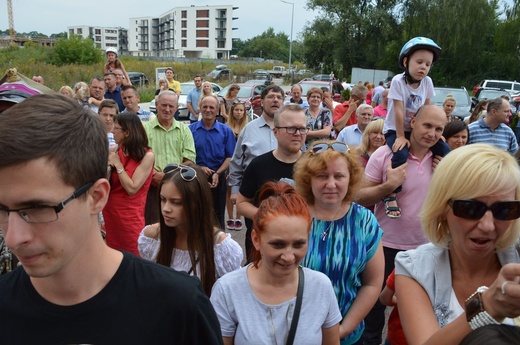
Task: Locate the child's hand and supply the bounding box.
[392,137,410,152]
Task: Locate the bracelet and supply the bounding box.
[117,168,124,174]
[469,311,500,330]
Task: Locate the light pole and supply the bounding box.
[280,0,294,84]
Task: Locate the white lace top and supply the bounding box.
[137,227,243,278]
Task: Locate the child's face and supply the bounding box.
[405,49,433,81]
[107,52,116,62]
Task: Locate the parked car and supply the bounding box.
[297,69,312,76]
[471,88,517,116]
[127,72,149,87]
[245,79,270,86]
[207,65,231,81]
[217,83,266,117]
[149,82,223,121]
[253,69,272,81]
[286,80,344,104]
[430,87,471,121]
[472,79,520,97]
[311,74,333,81]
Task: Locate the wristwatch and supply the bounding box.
[465,286,500,330]
[117,168,125,174]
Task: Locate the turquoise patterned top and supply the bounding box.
[301,202,383,345]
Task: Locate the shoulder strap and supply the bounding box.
[286,266,304,345]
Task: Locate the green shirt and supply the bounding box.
[144,117,196,171]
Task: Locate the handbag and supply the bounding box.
[286,266,304,345]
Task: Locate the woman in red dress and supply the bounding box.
[103,113,155,256]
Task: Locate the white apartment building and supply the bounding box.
[67,26,128,53]
[128,5,237,59]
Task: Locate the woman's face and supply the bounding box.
[203,84,211,94]
[308,93,322,107]
[443,100,455,115]
[369,131,385,150]
[446,190,516,259]
[160,181,186,229]
[310,157,350,208]
[233,105,245,121]
[252,215,308,278]
[447,129,468,150]
[112,121,128,145]
[230,88,239,97]
[106,52,116,63]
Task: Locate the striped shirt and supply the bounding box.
[468,118,518,154]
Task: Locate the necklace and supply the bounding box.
[314,205,343,241]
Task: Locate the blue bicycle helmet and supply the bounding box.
[399,37,441,69]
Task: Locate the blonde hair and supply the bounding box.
[294,140,362,205]
[358,119,385,154]
[227,102,248,133]
[199,81,214,104]
[73,81,90,100]
[443,94,457,107]
[421,144,520,250]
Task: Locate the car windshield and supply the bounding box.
[180,83,195,95]
[300,82,329,96]
[479,90,510,100]
[431,89,470,106]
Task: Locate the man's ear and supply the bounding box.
[89,178,110,215]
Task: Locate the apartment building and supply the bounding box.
[67,26,128,54]
[128,5,237,59]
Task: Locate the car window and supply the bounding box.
[514,83,520,92]
[253,86,264,96]
[432,89,470,106]
[180,84,195,95]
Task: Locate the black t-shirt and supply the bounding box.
[0,252,223,345]
[239,151,297,205]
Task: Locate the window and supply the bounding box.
[182,30,187,38]
[196,40,208,48]
[196,30,209,38]
[196,20,209,28]
[69,29,74,35]
[196,10,209,17]
[181,21,187,28]
[95,29,101,35]
[217,41,225,48]
[181,10,187,18]
[77,28,82,34]
[182,40,187,47]
[95,36,101,42]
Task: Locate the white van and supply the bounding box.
[473,79,520,96]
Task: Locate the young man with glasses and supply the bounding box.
[356,104,446,345]
[236,104,307,261]
[0,94,223,344]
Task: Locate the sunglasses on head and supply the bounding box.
[310,142,349,154]
[449,199,520,221]
[163,163,197,182]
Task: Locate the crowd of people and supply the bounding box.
[1,39,520,345]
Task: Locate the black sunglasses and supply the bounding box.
[163,163,197,182]
[311,142,349,154]
[449,199,520,221]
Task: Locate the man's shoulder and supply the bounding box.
[249,150,275,166]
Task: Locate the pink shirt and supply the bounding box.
[373,105,387,118]
[364,145,432,250]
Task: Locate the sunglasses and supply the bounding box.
[449,199,520,221]
[163,163,197,182]
[311,142,349,154]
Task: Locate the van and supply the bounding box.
[472,79,520,96]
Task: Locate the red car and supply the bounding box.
[217,83,266,117]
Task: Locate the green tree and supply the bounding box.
[48,35,102,66]
[238,27,291,61]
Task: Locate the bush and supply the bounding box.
[48,35,102,66]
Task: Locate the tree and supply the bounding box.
[48,35,102,66]
[238,27,291,61]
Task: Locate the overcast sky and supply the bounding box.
[1,0,319,40]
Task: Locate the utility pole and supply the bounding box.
[7,0,15,43]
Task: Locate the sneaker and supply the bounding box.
[226,219,236,230]
[234,219,243,230]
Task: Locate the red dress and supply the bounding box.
[103,148,153,256]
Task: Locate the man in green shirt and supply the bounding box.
[144,90,196,223]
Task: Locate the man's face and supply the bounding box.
[274,110,307,153]
[98,106,117,132]
[122,89,140,112]
[200,97,218,122]
[323,91,332,102]
[157,93,178,123]
[0,158,97,278]
[113,69,125,86]
[32,76,44,85]
[291,87,302,101]
[382,90,389,105]
[357,107,374,127]
[410,106,446,150]
[194,77,203,89]
[89,80,105,100]
[165,69,174,81]
[492,99,511,124]
[104,75,116,91]
[262,90,284,118]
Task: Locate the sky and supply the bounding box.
[1,0,319,40]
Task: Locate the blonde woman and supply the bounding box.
[154,78,170,103]
[443,94,457,122]
[357,118,385,167]
[73,81,90,107]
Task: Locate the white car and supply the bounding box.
[149,82,222,120]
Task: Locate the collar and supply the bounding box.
[150,116,180,131]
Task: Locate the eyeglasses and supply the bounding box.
[0,182,94,224]
[265,95,284,101]
[276,126,310,135]
[163,163,197,182]
[113,126,123,131]
[310,142,349,154]
[449,199,520,221]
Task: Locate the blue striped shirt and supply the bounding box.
[468,118,518,154]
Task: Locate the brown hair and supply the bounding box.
[113,112,150,162]
[227,102,248,133]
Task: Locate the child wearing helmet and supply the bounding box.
[381,37,450,218]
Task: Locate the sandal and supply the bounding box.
[383,196,401,219]
[226,219,236,230]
